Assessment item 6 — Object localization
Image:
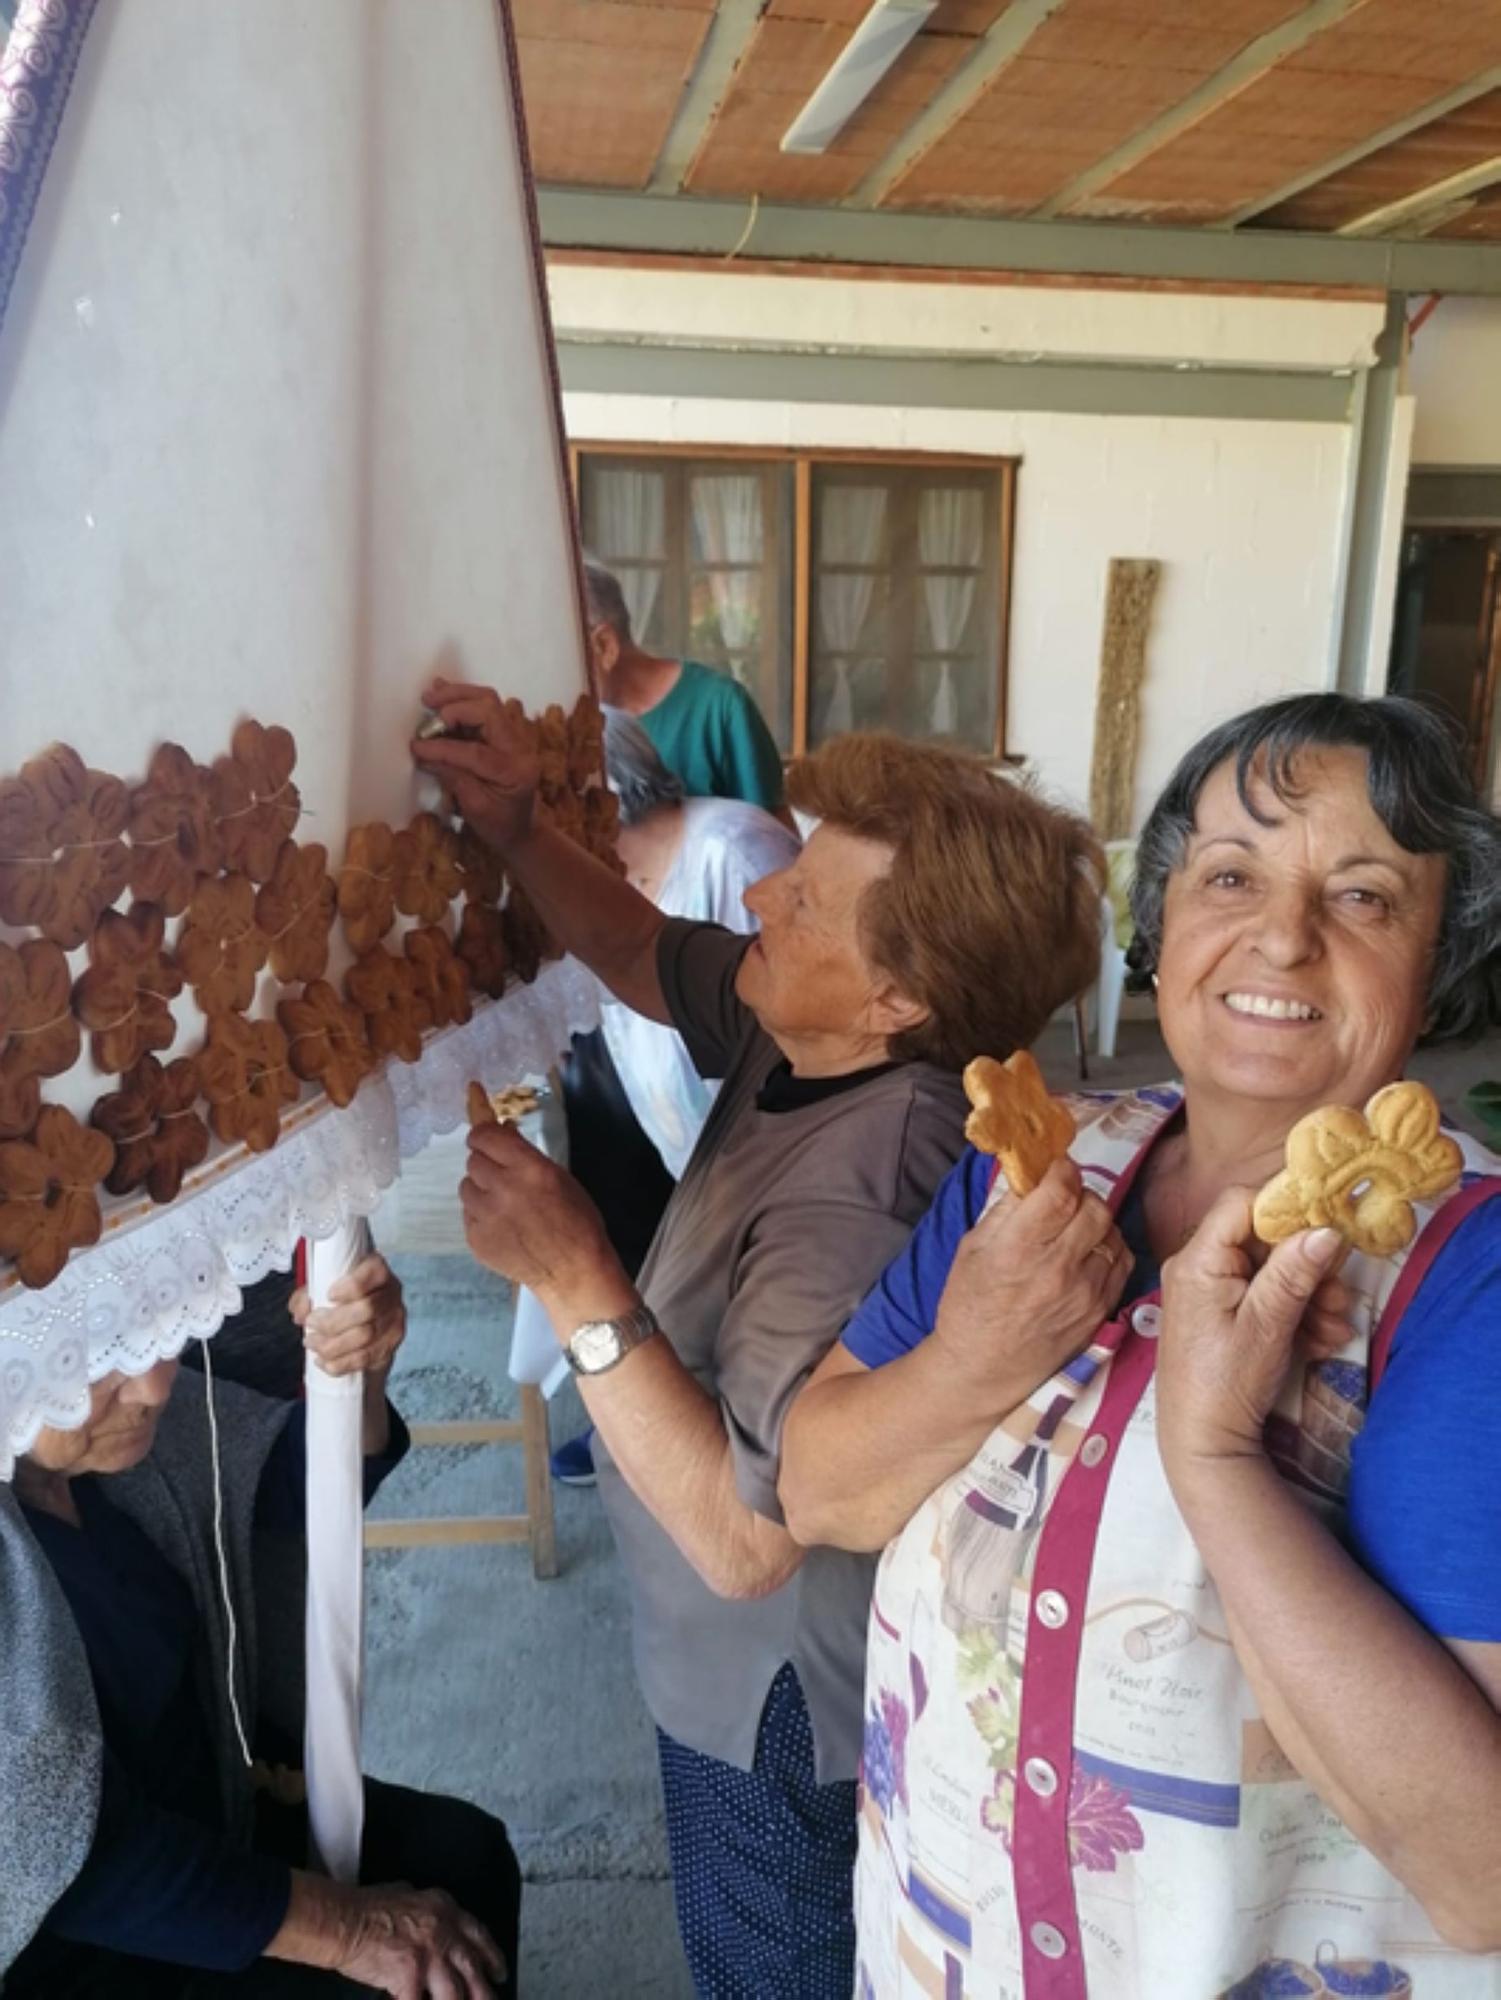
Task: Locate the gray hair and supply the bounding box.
[1127,693,1501,1043]
[582,557,634,646]
[602,706,685,827]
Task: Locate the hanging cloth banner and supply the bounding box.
[0,0,590,1897]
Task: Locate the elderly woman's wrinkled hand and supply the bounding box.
[290,1252,406,1380]
[460,1120,627,1325]
[410,676,539,853]
[931,1156,1133,1413]
[1157,1188,1347,1481]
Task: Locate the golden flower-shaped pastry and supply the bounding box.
[91,1054,209,1204]
[582,786,624,873]
[278,980,375,1109]
[0,939,81,1141]
[345,948,433,1065]
[501,887,555,987]
[338,823,397,954]
[535,703,569,797]
[127,743,223,915]
[0,1105,116,1289]
[566,693,605,791]
[212,721,301,883]
[0,744,131,948]
[455,904,509,1000]
[455,823,506,907]
[392,813,463,925]
[177,874,268,1016]
[257,839,336,984]
[73,903,183,1075]
[199,1013,298,1153]
[404,926,473,1031]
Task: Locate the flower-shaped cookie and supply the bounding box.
[456,904,509,999]
[501,887,555,987]
[1253,1080,1464,1259]
[338,823,397,954]
[91,1054,209,1204]
[404,926,473,1031]
[962,1049,1075,1196]
[199,1013,298,1153]
[0,939,81,1141]
[392,812,463,925]
[544,788,586,847]
[177,873,268,1016]
[535,704,570,797]
[212,721,301,882]
[455,822,506,907]
[0,744,132,948]
[278,980,375,1109]
[257,839,336,984]
[73,903,183,1075]
[128,743,223,915]
[345,948,433,1065]
[0,1105,116,1289]
[566,693,606,792]
[582,786,624,873]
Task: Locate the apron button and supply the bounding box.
[1023,1756,1059,1798]
[1080,1433,1109,1468]
[1035,1589,1070,1630]
[1030,1921,1068,1959]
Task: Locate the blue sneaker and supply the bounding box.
[550,1428,596,1487]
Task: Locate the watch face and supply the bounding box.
[572,1320,620,1373]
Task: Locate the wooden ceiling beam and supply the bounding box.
[1338,152,1501,237]
[1225,64,1501,226]
[1032,0,1368,219]
[847,0,1071,209]
[647,0,767,195]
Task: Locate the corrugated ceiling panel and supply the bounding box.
[1077,0,1501,222]
[883,0,1307,216]
[686,7,1002,203]
[515,0,713,189]
[1256,89,1501,230]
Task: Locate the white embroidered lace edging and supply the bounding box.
[0,956,601,1475]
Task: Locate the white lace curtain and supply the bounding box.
[690,474,762,681]
[816,485,886,738]
[591,467,666,643]
[918,487,983,737]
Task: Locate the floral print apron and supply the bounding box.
[856,1086,1501,1999]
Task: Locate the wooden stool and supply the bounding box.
[363,1383,559,1579]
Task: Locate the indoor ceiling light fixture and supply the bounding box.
[780,0,939,156]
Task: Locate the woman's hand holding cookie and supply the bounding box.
[932,1156,1132,1414]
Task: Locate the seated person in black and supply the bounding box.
[4,1253,519,1998]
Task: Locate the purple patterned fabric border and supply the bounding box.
[0,0,97,334]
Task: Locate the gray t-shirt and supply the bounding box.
[593,919,966,1782]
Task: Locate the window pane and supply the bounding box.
[580,454,794,755]
[809,465,1001,754]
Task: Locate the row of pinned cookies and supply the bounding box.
[0,696,614,1293]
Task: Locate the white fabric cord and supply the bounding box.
[304,1217,371,1883]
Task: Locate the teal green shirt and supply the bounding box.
[638,661,785,811]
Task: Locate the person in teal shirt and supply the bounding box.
[582,559,788,816]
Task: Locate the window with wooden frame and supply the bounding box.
[573,445,1016,761]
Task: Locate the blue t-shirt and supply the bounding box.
[842,1145,1501,1643]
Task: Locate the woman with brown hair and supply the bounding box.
[415,688,1103,1998]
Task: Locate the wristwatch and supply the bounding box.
[565,1302,661,1376]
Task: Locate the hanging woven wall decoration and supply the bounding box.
[1089,558,1162,841]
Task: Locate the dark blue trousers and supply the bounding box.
[657,1663,857,2000]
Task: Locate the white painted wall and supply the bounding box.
[555,266,1367,830]
[1408,298,1501,467]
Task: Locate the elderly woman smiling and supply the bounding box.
[780,694,1501,1998]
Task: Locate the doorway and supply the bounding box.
[1387,528,1501,790]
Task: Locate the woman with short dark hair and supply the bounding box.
[784,693,1501,1997]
